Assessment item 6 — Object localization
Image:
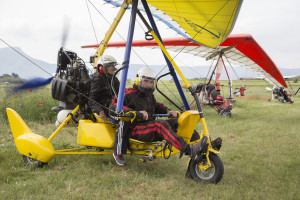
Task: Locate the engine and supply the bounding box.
[51,48,91,126]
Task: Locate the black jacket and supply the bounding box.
[88,72,120,115]
[110,84,169,120]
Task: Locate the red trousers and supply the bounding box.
[131,119,188,150]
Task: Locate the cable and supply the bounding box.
[85,2,183,111]
[0,38,118,115]
[172,57,205,79]
[85,0,99,44]
[159,80,183,106]
[287,79,295,94]
[86,0,148,66]
[223,54,244,87]
[1,38,54,77]
[204,54,218,85]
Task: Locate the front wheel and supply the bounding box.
[189,153,224,184]
[22,155,47,168]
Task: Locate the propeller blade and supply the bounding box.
[14,77,53,92]
[61,18,71,48]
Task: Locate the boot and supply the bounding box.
[211,137,222,150]
[113,153,126,166]
[190,136,208,159]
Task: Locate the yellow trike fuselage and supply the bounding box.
[6,106,216,164]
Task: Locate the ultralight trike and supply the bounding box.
[7,104,223,183]
[5,0,244,184]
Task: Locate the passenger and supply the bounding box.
[194,83,221,100]
[110,67,220,166]
[88,55,119,121]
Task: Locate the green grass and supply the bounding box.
[0,81,300,199]
[0,85,57,122]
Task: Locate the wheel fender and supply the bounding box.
[16,133,54,163]
[6,108,54,163]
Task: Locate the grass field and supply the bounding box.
[0,80,299,199]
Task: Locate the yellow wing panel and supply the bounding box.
[147,0,243,48]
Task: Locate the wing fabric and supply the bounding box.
[103,0,243,48]
[218,34,287,87]
[146,0,243,48]
[89,34,286,87]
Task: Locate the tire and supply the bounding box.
[278,97,285,103]
[22,155,46,168]
[219,108,231,117]
[189,153,224,184]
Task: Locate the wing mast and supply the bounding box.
[92,0,127,72]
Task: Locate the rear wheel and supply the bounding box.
[189,153,224,184]
[278,97,285,103]
[219,108,231,117]
[22,155,46,168]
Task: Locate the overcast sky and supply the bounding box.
[1,0,300,75]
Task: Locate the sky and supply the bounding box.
[1,0,300,76]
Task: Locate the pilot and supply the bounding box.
[110,67,221,165]
[88,55,120,121]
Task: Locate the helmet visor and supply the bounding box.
[104,62,118,72]
[139,76,156,93]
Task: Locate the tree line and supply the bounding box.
[0,73,24,83]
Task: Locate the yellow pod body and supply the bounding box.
[77,120,116,148]
[6,108,54,163]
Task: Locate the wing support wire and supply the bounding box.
[92,0,127,72]
[140,0,190,110]
[139,0,209,120]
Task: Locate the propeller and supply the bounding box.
[61,17,70,49]
[14,19,71,92]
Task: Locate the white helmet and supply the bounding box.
[100,55,117,67]
[136,67,156,93]
[137,67,156,79]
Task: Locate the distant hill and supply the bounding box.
[1,47,300,81]
[0,47,56,79]
[277,68,300,77]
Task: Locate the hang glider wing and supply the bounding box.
[102,0,243,48]
[83,34,286,87]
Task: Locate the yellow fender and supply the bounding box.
[6,108,54,163]
[176,110,201,143]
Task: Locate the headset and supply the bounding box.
[97,64,105,74]
[135,76,139,86]
[135,75,156,86]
